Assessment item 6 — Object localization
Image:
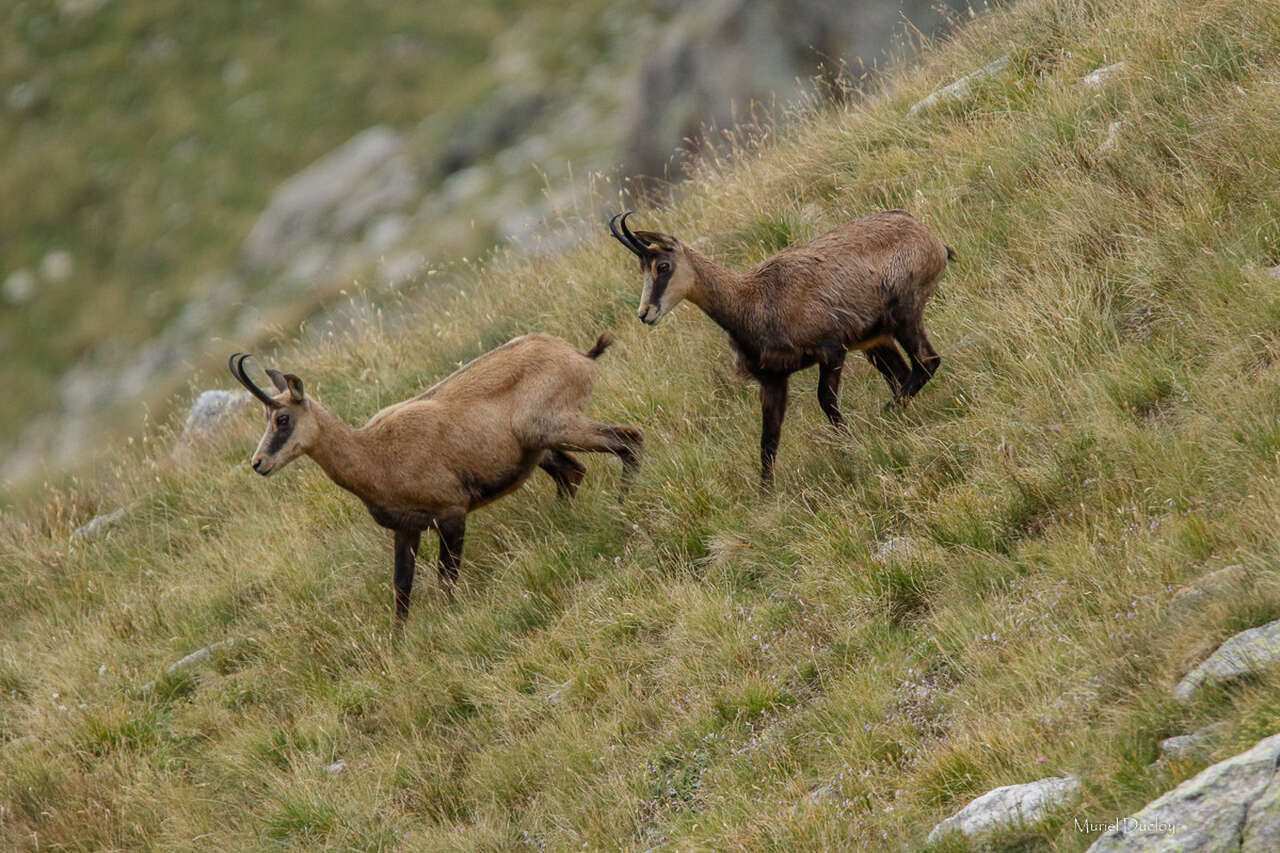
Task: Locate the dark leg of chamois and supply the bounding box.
[547,417,644,486]
[435,512,466,599]
[759,375,790,490]
[393,529,421,622]
[540,450,587,499]
[865,343,911,396]
[894,322,942,400]
[817,353,847,429]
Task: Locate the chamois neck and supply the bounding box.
[683,247,747,333]
[303,402,376,498]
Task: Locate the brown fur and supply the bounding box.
[614,209,951,487]
[230,334,642,620]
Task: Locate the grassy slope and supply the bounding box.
[6,0,1280,848]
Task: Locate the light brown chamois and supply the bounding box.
[229,333,643,621]
[610,209,953,488]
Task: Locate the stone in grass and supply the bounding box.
[71,506,130,541]
[140,638,237,693]
[873,537,916,564]
[908,56,1011,117]
[178,389,252,447]
[926,775,1081,845]
[1173,619,1280,703]
[1159,721,1228,762]
[324,761,348,777]
[1169,564,1248,617]
[1087,732,1280,852]
[1080,61,1130,90]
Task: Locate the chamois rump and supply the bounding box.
[610,209,953,487]
[229,334,643,621]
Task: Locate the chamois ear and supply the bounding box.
[264,368,290,393]
[283,374,306,403]
[633,230,679,252]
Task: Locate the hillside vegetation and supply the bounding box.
[5,0,1280,848]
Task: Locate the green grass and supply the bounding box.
[5,0,1280,848]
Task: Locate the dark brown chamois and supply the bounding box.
[229,333,642,621]
[610,209,953,488]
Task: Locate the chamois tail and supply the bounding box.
[584,332,615,360]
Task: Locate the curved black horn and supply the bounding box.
[619,211,649,254]
[229,353,281,409]
[609,211,647,256]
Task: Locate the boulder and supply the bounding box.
[140,638,237,693]
[1086,732,1280,852]
[179,390,252,446]
[927,775,1081,844]
[1174,619,1280,703]
[241,127,417,272]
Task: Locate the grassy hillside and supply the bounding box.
[5,0,1280,848]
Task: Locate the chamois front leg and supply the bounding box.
[759,375,789,491]
[894,323,942,401]
[393,529,421,623]
[817,353,847,429]
[435,510,466,601]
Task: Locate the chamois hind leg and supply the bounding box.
[817,351,847,429]
[539,449,587,499]
[545,416,643,486]
[894,322,942,401]
[864,343,910,399]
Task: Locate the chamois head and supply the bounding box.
[228,353,318,477]
[609,211,695,325]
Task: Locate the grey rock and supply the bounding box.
[625,0,966,178]
[7,78,49,114]
[1169,564,1247,616]
[71,506,130,541]
[3,268,36,304]
[1174,619,1280,703]
[1267,264,1280,281]
[179,390,252,445]
[873,537,916,564]
[1086,732,1280,852]
[242,127,417,272]
[927,775,1081,844]
[38,250,73,282]
[908,55,1011,117]
[323,760,348,776]
[140,638,236,693]
[1097,119,1127,156]
[1081,61,1129,90]
[1159,722,1227,762]
[439,87,548,176]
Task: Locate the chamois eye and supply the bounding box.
[275,413,290,428]
[657,261,671,274]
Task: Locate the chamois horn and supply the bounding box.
[229,353,281,409]
[609,211,649,257]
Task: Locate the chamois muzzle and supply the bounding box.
[229,353,281,409]
[609,211,649,258]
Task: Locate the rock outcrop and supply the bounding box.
[927,775,1081,844]
[1086,732,1280,852]
[1174,619,1280,703]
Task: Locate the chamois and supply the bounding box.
[229,334,643,621]
[610,209,952,488]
